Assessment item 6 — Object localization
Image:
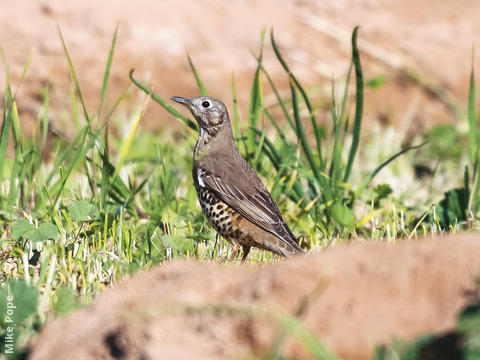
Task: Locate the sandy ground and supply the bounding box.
[1,0,479,138]
[28,235,480,359]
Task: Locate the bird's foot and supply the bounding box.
[241,245,251,262]
[229,245,240,261]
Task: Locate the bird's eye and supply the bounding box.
[202,101,210,108]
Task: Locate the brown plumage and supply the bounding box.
[171,95,304,261]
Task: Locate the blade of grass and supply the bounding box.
[231,73,248,155]
[52,125,94,208]
[471,166,480,213]
[127,169,154,205]
[5,56,32,206]
[356,141,427,197]
[247,29,265,159]
[468,46,477,163]
[98,24,119,121]
[343,26,364,182]
[58,26,90,124]
[338,61,354,124]
[251,127,281,165]
[106,83,131,121]
[328,82,337,180]
[291,82,317,178]
[100,122,110,211]
[7,102,22,208]
[259,62,297,135]
[340,111,351,152]
[11,53,33,103]
[188,54,208,96]
[10,99,21,149]
[113,101,146,180]
[329,80,343,196]
[44,126,88,187]
[464,165,470,221]
[291,81,331,202]
[271,30,324,168]
[70,87,80,130]
[129,69,197,131]
[276,313,337,360]
[467,47,480,212]
[231,73,241,135]
[263,108,288,145]
[252,126,267,167]
[0,69,13,184]
[251,127,304,202]
[84,159,96,198]
[41,86,50,149]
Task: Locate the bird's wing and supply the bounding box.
[197,165,301,250]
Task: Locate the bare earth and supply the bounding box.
[1,0,479,136]
[29,235,480,359]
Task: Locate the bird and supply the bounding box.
[171,96,304,261]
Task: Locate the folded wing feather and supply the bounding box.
[198,168,300,249]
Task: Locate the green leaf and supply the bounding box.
[67,200,100,222]
[188,54,208,96]
[435,188,469,228]
[0,210,13,220]
[25,222,59,242]
[374,183,393,200]
[53,287,81,316]
[373,183,393,208]
[468,46,477,163]
[161,235,194,253]
[458,302,480,333]
[10,219,34,239]
[0,280,38,325]
[343,26,364,182]
[330,202,356,227]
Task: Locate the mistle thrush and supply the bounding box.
[171,96,304,261]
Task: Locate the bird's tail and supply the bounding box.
[283,240,305,257]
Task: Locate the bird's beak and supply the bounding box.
[171,96,190,106]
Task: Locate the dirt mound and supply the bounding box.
[28,235,480,359]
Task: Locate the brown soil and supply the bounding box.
[29,234,480,360]
[1,0,479,139]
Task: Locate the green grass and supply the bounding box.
[0,27,479,359]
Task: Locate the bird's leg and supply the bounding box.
[241,245,251,262]
[229,245,240,261]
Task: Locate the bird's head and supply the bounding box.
[171,96,230,135]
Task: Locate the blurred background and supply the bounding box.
[0,0,479,136]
